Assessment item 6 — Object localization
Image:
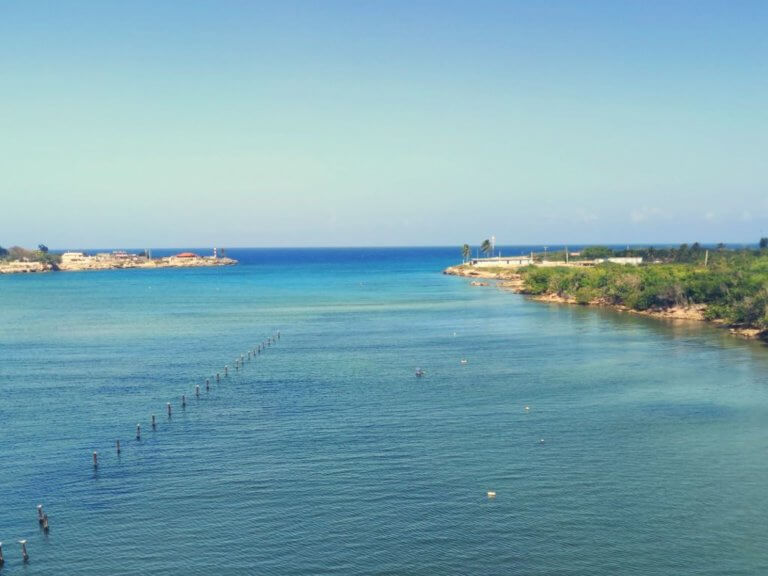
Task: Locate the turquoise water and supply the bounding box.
[0,248,766,575]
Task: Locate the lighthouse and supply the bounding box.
[213,247,218,259]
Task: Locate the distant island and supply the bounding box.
[445,240,768,340]
[0,244,236,274]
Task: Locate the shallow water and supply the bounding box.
[0,248,766,575]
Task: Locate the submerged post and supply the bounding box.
[224,365,228,376]
[116,439,121,454]
[37,504,44,524]
[195,384,200,397]
[136,424,141,440]
[206,378,210,391]
[42,514,49,533]
[0,541,4,566]
[19,540,28,563]
[93,451,99,468]
[216,372,220,382]
[182,394,186,408]
[152,414,157,429]
[167,402,172,418]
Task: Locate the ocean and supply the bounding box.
[0,247,766,575]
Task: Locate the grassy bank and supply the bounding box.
[517,250,768,333]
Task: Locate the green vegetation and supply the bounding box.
[518,244,768,333]
[461,244,471,262]
[480,239,492,257]
[0,244,61,266]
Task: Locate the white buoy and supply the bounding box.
[93,451,99,468]
[37,504,44,523]
[460,358,468,365]
[167,402,172,417]
[195,384,200,397]
[539,438,545,444]
[19,540,28,562]
[487,491,496,498]
[525,406,530,412]
[136,424,141,440]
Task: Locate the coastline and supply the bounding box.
[443,264,765,341]
[0,255,237,275]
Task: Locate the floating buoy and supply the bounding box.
[525,406,530,412]
[92,451,99,468]
[460,359,468,365]
[37,504,44,523]
[539,438,545,444]
[136,424,141,440]
[167,402,172,418]
[205,378,210,391]
[487,491,496,498]
[195,384,200,398]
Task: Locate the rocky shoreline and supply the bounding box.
[0,255,237,274]
[443,264,765,341]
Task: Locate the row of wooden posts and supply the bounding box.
[2,330,280,568]
[95,330,280,467]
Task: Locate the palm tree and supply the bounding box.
[461,244,471,262]
[481,239,492,258]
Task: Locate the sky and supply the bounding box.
[1,0,766,248]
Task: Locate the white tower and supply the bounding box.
[213,247,218,259]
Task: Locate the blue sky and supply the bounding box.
[1,1,766,248]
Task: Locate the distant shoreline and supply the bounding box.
[443,263,766,342]
[0,251,237,275]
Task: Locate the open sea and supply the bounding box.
[0,247,766,575]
